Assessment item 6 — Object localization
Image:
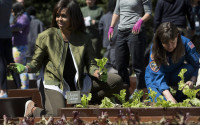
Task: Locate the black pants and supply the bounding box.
[0,38,21,90]
[115,28,146,90]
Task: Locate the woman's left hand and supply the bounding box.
[185,80,194,89]
[132,19,143,34]
[99,72,108,82]
[94,70,108,82]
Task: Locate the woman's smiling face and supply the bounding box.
[56,8,70,31]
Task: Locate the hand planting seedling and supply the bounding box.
[95,57,108,82]
[178,68,200,106]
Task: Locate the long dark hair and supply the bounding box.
[152,22,185,66]
[12,2,24,24]
[51,0,85,32]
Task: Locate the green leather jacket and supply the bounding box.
[27,27,98,90]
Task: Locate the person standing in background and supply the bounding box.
[9,0,25,25]
[0,0,21,98]
[190,0,200,54]
[154,0,195,38]
[98,0,118,73]
[11,2,30,89]
[26,6,44,80]
[108,0,152,95]
[81,0,103,58]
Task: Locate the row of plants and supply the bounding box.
[3,110,199,125]
[75,68,200,108]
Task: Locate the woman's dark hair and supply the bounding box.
[51,0,85,32]
[26,6,36,16]
[12,2,24,23]
[107,0,116,13]
[152,22,185,66]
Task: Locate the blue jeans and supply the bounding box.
[115,28,146,89]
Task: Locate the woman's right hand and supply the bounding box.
[162,89,177,103]
[108,26,114,41]
[7,63,26,74]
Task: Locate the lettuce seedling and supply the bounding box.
[147,88,157,104]
[178,68,200,106]
[128,90,145,107]
[95,57,108,82]
[113,89,126,104]
[75,93,92,108]
[178,68,188,91]
[100,97,115,108]
[155,95,174,108]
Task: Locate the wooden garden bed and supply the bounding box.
[58,107,200,117]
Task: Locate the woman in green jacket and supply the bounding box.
[8,0,123,117]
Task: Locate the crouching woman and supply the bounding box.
[8,0,124,117]
[145,22,200,103]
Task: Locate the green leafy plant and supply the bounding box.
[75,93,92,108]
[113,89,126,104]
[113,89,145,108]
[95,57,108,82]
[99,97,115,108]
[128,90,145,108]
[95,57,108,73]
[178,68,200,106]
[155,95,174,108]
[170,87,177,96]
[147,88,157,104]
[178,68,188,91]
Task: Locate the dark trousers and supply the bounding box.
[115,28,146,90]
[0,38,21,90]
[91,37,103,59]
[33,73,123,117]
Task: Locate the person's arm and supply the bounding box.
[110,13,119,28]
[85,38,99,76]
[141,13,151,23]
[162,90,177,103]
[185,39,200,79]
[132,0,152,34]
[108,13,119,40]
[8,32,47,74]
[85,38,107,82]
[154,0,163,32]
[26,32,47,73]
[132,13,151,34]
[186,0,195,36]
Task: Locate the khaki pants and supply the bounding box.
[33,73,123,117]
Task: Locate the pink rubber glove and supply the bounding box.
[108,26,114,40]
[132,19,143,33]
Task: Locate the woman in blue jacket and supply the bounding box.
[145,22,199,103]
